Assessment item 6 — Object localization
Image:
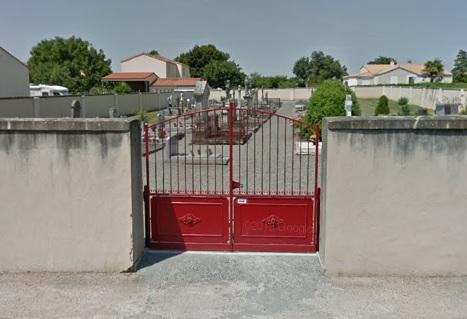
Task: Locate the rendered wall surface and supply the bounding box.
[0,118,144,272]
[320,116,467,276]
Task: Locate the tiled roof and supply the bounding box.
[103,72,156,80]
[345,63,452,78]
[152,78,201,87]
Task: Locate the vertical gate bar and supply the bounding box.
[268,111,272,195]
[206,110,210,194]
[239,108,242,194]
[214,110,217,194]
[228,103,234,247]
[177,117,180,194]
[221,108,224,194]
[169,119,173,193]
[261,111,264,194]
[144,123,150,189]
[198,112,202,194]
[246,109,249,194]
[276,116,279,194]
[161,126,165,193]
[184,116,187,193]
[291,124,295,194]
[298,122,302,195]
[153,126,158,193]
[283,117,287,195]
[191,114,195,194]
[314,124,320,193]
[253,109,257,194]
[306,130,310,195]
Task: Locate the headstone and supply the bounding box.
[345,95,352,116]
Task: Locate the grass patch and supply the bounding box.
[358,98,426,116]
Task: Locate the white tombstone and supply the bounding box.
[345,94,353,116]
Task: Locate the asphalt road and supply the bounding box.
[2,252,467,318]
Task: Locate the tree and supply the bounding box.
[375,95,390,115]
[452,50,467,83]
[175,44,230,77]
[304,80,360,128]
[423,58,444,83]
[293,57,311,87]
[202,60,245,88]
[249,73,297,89]
[148,50,160,55]
[292,51,347,86]
[368,56,397,64]
[28,36,111,94]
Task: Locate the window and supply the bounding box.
[42,92,49,96]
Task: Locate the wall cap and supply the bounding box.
[325,116,467,130]
[0,118,140,132]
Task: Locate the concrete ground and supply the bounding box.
[1,251,467,319]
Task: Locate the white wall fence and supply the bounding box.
[0,91,172,118]
[210,88,314,102]
[353,86,467,110]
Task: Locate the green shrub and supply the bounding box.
[305,80,360,123]
[458,108,467,115]
[113,82,132,95]
[399,104,411,116]
[398,97,409,106]
[375,95,390,115]
[416,107,429,116]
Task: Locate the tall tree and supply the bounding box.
[308,51,347,83]
[202,60,245,88]
[148,50,160,55]
[452,49,467,82]
[423,58,445,83]
[368,56,397,64]
[28,36,111,93]
[175,44,230,77]
[293,57,311,87]
[293,51,347,86]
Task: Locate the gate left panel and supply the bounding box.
[144,107,231,251]
[149,196,230,250]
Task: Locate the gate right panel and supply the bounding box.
[232,197,316,253]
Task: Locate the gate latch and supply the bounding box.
[231,180,242,190]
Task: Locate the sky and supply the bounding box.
[1,0,466,76]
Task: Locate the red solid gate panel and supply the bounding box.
[232,197,316,252]
[150,196,230,250]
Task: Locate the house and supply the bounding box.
[344,61,453,87]
[120,53,190,78]
[0,47,29,97]
[102,53,197,92]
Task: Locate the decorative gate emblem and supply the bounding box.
[262,214,284,228]
[178,214,201,226]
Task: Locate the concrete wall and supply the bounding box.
[209,87,314,101]
[0,47,29,97]
[320,116,467,276]
[354,86,467,110]
[0,118,144,272]
[0,91,172,118]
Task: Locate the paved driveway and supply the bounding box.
[1,251,467,318]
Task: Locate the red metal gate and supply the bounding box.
[143,103,320,253]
